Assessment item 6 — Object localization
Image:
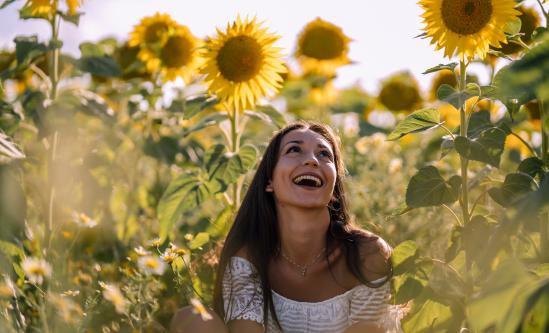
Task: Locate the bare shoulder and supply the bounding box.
[234,245,251,261]
[356,231,392,281]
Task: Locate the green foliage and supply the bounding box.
[488,172,537,207]
[454,127,508,167]
[422,63,457,75]
[387,108,441,141]
[77,55,121,77]
[405,166,460,208]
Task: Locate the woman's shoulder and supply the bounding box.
[353,230,393,282]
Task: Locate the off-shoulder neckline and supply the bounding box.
[229,256,388,306]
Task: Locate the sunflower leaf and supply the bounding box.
[77,55,121,78]
[182,95,218,119]
[454,127,508,167]
[0,0,17,10]
[158,171,221,241]
[517,157,546,180]
[255,105,287,129]
[406,166,460,208]
[488,173,538,207]
[437,84,477,109]
[422,63,457,75]
[14,35,48,67]
[58,11,81,26]
[387,108,441,141]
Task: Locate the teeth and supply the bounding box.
[293,175,322,187]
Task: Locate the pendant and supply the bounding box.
[301,268,307,276]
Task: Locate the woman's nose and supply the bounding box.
[303,154,319,167]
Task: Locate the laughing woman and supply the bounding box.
[170,121,402,333]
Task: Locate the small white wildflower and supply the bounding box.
[22,257,52,285]
[190,298,213,321]
[71,212,98,228]
[133,246,150,256]
[388,158,403,175]
[102,284,127,314]
[61,290,80,297]
[137,255,167,276]
[148,237,162,247]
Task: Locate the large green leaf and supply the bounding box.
[436,83,477,110]
[406,166,460,208]
[14,35,48,67]
[454,127,508,167]
[395,276,424,304]
[499,34,549,101]
[488,172,537,207]
[176,95,218,119]
[422,63,457,75]
[392,240,418,274]
[189,232,210,250]
[466,259,533,332]
[518,157,546,180]
[387,108,441,141]
[204,144,257,188]
[255,105,287,129]
[402,298,452,333]
[77,55,121,77]
[158,171,221,241]
[499,279,549,333]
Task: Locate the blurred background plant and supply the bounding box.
[0,0,548,332]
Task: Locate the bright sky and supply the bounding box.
[0,0,543,94]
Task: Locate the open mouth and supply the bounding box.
[292,174,323,188]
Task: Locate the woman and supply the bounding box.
[170,121,401,333]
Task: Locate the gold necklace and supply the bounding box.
[278,246,326,277]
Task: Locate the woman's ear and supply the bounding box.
[265,180,273,192]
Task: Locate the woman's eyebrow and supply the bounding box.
[281,140,332,150]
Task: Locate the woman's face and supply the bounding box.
[266,128,337,209]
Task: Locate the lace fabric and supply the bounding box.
[223,256,403,333]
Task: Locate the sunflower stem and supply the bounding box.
[458,59,470,227]
[45,11,61,250]
[540,99,549,262]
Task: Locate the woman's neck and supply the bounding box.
[276,205,330,264]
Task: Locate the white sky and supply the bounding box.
[0,0,544,94]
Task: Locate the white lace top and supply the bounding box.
[223,256,403,333]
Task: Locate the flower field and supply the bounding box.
[0,0,548,332]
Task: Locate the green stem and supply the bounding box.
[49,16,60,100]
[541,100,548,165]
[540,99,549,261]
[458,59,470,226]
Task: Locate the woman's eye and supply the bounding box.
[286,146,300,153]
[319,150,333,159]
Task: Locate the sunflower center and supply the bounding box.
[145,22,170,44]
[441,0,493,35]
[216,35,263,83]
[301,27,344,60]
[161,35,193,68]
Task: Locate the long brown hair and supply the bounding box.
[213,120,387,329]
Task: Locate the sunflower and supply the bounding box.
[129,13,179,72]
[201,16,287,112]
[378,71,422,113]
[419,0,520,60]
[158,26,202,82]
[65,0,82,15]
[25,0,54,16]
[492,5,541,56]
[295,18,351,75]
